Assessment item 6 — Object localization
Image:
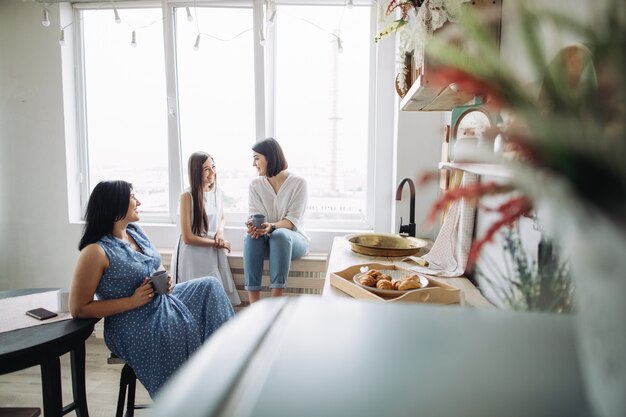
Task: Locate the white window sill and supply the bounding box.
[70,221,370,254]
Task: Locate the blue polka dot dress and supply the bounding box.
[95,224,234,398]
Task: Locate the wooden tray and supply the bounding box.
[344,233,428,257]
[330,262,461,304]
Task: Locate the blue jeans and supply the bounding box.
[243,228,309,290]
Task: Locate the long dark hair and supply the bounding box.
[188,152,214,236]
[252,137,288,178]
[78,180,132,250]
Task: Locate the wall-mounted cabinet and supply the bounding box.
[400,0,503,112]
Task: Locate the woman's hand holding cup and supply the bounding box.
[132,278,155,308]
[249,214,267,239]
[252,214,265,228]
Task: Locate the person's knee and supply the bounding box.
[270,228,292,244]
[197,276,221,289]
[244,233,267,253]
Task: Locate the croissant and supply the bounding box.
[376,279,394,290]
[391,279,402,290]
[398,279,423,291]
[368,270,382,278]
[401,274,421,282]
[358,274,377,287]
[377,273,393,282]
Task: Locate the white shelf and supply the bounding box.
[439,162,510,178]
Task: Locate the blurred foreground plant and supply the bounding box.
[476,225,574,313]
[423,0,626,267]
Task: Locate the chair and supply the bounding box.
[108,354,150,417]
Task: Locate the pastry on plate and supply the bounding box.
[376,279,394,290]
[376,273,393,283]
[401,274,421,282]
[398,279,423,291]
[358,274,376,287]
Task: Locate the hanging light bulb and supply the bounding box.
[114,7,121,24]
[336,36,343,53]
[193,34,201,51]
[131,30,137,47]
[346,0,354,9]
[267,0,277,26]
[259,29,266,46]
[186,7,193,22]
[41,8,50,27]
[59,28,65,46]
[268,9,277,25]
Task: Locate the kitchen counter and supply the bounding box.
[322,236,494,308]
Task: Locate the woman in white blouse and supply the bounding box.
[244,138,309,303]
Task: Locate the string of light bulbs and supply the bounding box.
[193,28,254,51]
[256,0,349,53]
[35,0,131,46]
[273,3,349,53]
[35,0,357,52]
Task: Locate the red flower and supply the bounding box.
[425,181,514,225]
[466,196,533,270]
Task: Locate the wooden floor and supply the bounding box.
[0,335,152,417]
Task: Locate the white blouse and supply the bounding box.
[248,172,308,238]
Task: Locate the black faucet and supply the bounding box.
[395,178,416,237]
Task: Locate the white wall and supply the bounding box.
[0,1,84,291]
[392,110,443,240]
[0,8,10,289]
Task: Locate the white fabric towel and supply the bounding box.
[409,173,478,277]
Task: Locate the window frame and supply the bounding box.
[69,0,395,252]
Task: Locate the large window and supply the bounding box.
[175,6,255,213]
[74,1,378,233]
[274,5,370,228]
[82,8,168,219]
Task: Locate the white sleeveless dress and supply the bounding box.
[172,187,241,306]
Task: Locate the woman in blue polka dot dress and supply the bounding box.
[69,180,234,398]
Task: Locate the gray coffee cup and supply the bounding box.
[252,214,266,228]
[150,270,169,295]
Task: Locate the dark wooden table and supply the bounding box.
[0,289,99,417]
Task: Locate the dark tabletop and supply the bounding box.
[0,288,99,374]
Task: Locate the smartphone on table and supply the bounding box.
[25,307,58,320]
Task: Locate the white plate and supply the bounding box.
[352,270,429,297]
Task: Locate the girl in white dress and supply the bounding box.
[173,152,241,306]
